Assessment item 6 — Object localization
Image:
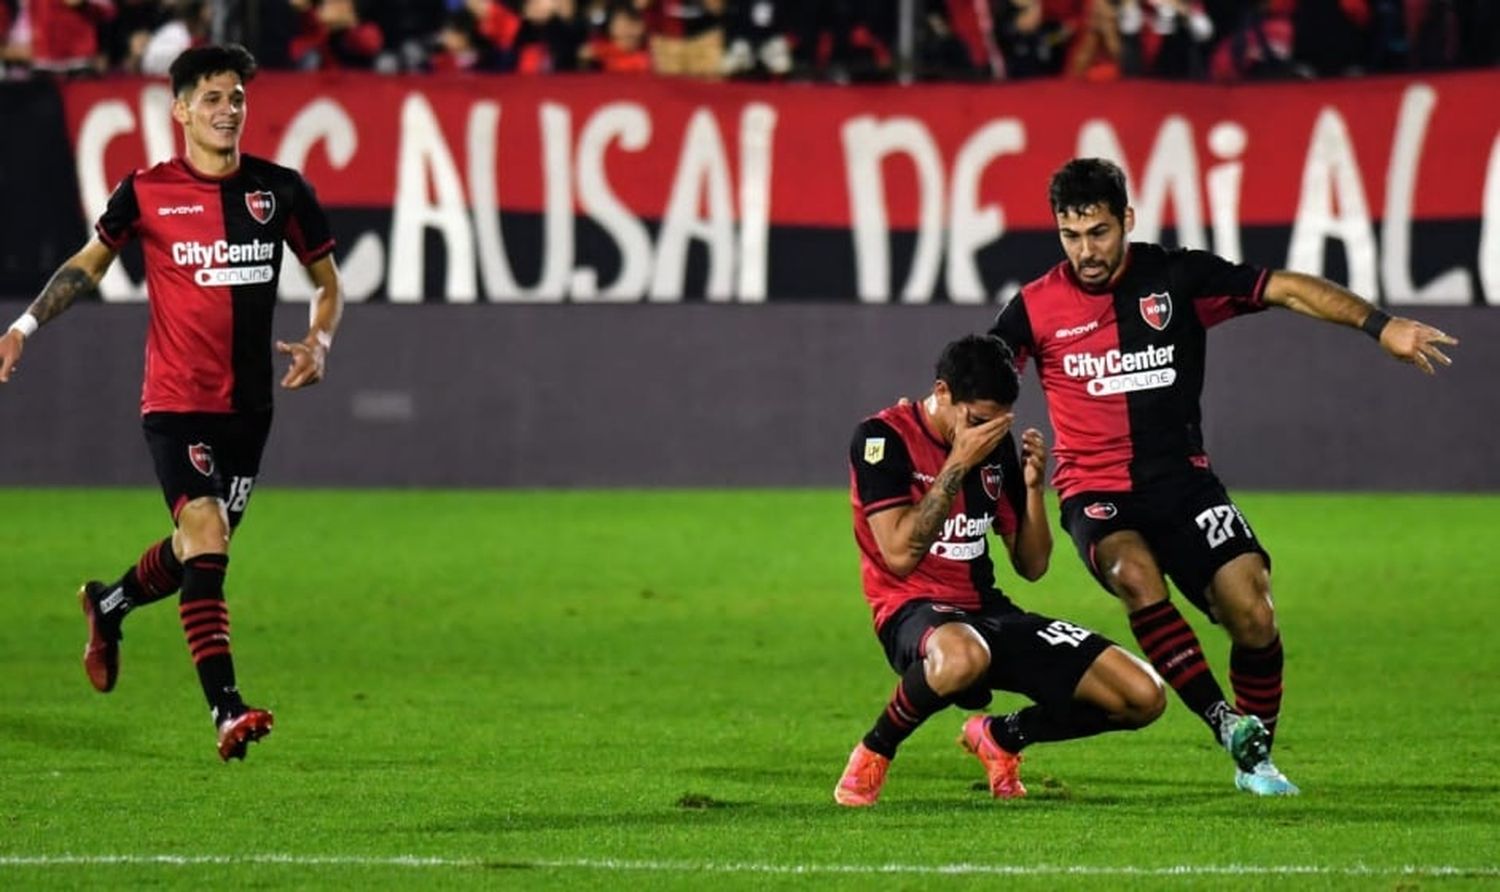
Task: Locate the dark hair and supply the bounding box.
[1048,157,1128,222]
[169,44,257,97]
[936,335,1019,406]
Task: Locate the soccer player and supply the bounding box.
[988,158,1458,795]
[835,334,1166,807]
[0,45,343,761]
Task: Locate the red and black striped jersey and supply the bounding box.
[95,154,335,415]
[848,400,1026,631]
[989,243,1267,500]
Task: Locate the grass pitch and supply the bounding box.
[1,489,1497,890]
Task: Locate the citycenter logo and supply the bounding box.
[170,239,276,286]
[1063,344,1177,396]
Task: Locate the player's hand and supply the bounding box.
[950,411,1014,471]
[0,329,24,384]
[1020,427,1047,489]
[1380,317,1457,375]
[277,338,326,389]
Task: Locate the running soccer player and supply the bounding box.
[0,45,343,761]
[988,158,1458,795]
[835,334,1165,807]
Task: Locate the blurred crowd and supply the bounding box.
[1,0,1495,83]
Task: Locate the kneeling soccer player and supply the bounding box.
[835,335,1164,806]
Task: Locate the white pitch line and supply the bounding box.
[1,855,1498,877]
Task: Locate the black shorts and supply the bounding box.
[877,599,1114,712]
[142,411,273,529]
[1060,472,1271,618]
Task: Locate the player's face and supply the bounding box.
[1056,203,1133,290]
[174,72,245,156]
[957,400,1010,429]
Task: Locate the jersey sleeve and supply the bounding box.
[285,172,336,265]
[93,173,140,250]
[1174,248,1270,328]
[990,433,1027,539]
[850,418,914,516]
[989,292,1036,374]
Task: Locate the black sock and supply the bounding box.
[862,662,953,758]
[101,537,184,629]
[178,554,241,718]
[987,702,1118,753]
[1129,600,1232,735]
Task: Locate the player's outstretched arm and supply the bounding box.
[277,254,343,389]
[1002,428,1052,582]
[1263,270,1458,375]
[0,238,118,384]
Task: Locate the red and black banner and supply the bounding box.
[42,71,1500,304]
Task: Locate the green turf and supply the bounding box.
[1,489,1497,890]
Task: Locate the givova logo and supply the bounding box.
[1063,344,1177,396]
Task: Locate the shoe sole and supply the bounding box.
[218,711,274,762]
[78,584,118,694]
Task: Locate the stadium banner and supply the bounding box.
[52,70,1500,305]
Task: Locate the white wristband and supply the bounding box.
[312,329,333,352]
[8,312,38,339]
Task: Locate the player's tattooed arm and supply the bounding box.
[905,465,965,559]
[26,266,98,325]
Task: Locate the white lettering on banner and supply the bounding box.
[65,81,1495,304]
[1484,132,1500,306]
[468,101,574,303]
[575,102,654,300]
[1382,85,1473,306]
[1287,108,1379,299]
[389,93,476,302]
[843,116,945,303]
[653,109,736,301]
[947,118,1025,304]
[735,103,777,303]
[275,98,382,302]
[1077,116,1208,249]
[1206,122,1247,262]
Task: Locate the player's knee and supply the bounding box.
[1105,558,1164,610]
[926,629,990,693]
[1122,676,1168,728]
[176,498,230,555]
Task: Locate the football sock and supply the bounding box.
[1129,600,1232,734]
[1230,635,1284,744]
[103,538,184,627]
[986,702,1116,753]
[179,554,242,717]
[862,662,953,758]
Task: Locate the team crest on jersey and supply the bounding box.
[1083,501,1117,520]
[187,443,215,477]
[1140,292,1172,331]
[245,190,275,225]
[981,463,1003,501]
[864,438,886,464]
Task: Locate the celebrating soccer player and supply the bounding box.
[0,45,344,761]
[835,334,1165,807]
[987,157,1458,795]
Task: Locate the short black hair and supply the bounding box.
[936,335,1019,406]
[169,44,257,98]
[1048,157,1128,222]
